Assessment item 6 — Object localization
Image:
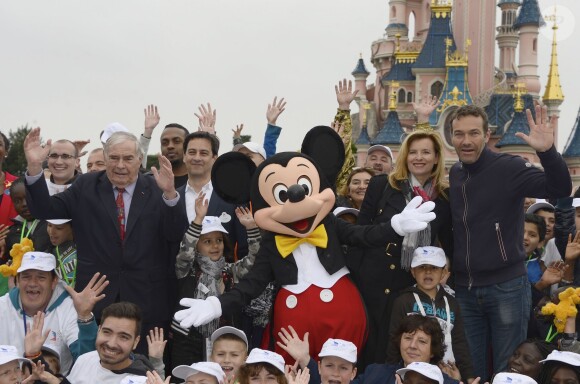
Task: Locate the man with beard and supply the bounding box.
[364,145,393,175]
[160,123,189,188]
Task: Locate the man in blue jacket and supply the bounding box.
[449,104,572,381]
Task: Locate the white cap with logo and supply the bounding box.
[17,252,56,273]
[411,246,447,268]
[396,362,444,384]
[172,362,226,383]
[0,345,31,366]
[201,216,229,236]
[246,348,285,374]
[318,338,357,363]
[540,350,580,366]
[492,372,538,384]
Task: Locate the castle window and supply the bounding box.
[391,6,396,19]
[407,91,413,103]
[398,89,406,103]
[431,81,444,98]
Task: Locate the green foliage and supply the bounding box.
[145,154,159,170]
[5,125,31,176]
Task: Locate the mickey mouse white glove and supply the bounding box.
[174,296,222,328]
[391,196,436,236]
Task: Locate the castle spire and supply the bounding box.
[542,13,564,102]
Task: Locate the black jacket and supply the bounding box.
[449,146,572,288]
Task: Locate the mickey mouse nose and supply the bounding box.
[287,184,306,203]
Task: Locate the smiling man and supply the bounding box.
[23,128,187,353]
[449,104,572,380]
[160,123,189,188]
[46,140,79,195]
[0,252,106,374]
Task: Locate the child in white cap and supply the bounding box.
[491,372,537,384]
[387,246,474,383]
[171,193,261,370]
[395,362,444,384]
[0,345,31,384]
[172,361,226,384]
[238,349,295,384]
[209,326,249,382]
[537,350,580,384]
[45,218,77,288]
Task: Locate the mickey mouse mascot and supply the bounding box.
[175,126,435,361]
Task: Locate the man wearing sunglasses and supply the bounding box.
[46,139,79,195]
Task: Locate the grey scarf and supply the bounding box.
[195,255,226,337]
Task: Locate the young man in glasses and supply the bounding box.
[46,140,79,195]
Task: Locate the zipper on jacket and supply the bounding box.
[495,222,508,261]
[461,170,473,290]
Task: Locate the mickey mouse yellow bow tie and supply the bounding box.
[275,224,328,258]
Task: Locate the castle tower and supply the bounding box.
[355,102,373,167]
[352,55,370,100]
[451,0,497,97]
[514,0,545,97]
[372,81,406,157]
[496,0,521,77]
[386,0,409,38]
[563,107,580,186]
[542,12,564,147]
[495,84,538,162]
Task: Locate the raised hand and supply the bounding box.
[516,103,555,152]
[144,104,161,137]
[146,370,171,384]
[24,311,50,356]
[23,127,51,175]
[413,95,440,123]
[286,367,310,384]
[267,97,287,125]
[64,272,109,319]
[565,231,580,261]
[232,124,244,139]
[73,139,91,157]
[152,154,177,199]
[147,327,167,360]
[439,361,461,381]
[335,79,359,110]
[193,192,209,225]
[276,326,310,368]
[235,206,257,229]
[195,103,217,134]
[21,361,60,384]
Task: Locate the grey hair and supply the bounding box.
[103,132,143,159]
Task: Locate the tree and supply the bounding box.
[145,154,159,170]
[5,125,31,176]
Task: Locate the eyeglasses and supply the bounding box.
[48,153,76,160]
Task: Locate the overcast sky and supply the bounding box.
[0,0,578,168]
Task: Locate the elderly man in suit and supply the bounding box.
[23,128,186,351]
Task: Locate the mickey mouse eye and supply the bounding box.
[273,184,289,205]
[297,177,312,196]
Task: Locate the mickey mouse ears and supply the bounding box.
[301,126,345,190]
[211,152,256,204]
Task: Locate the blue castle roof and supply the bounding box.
[514,0,545,29]
[430,65,473,125]
[356,125,371,145]
[485,93,535,136]
[383,61,416,81]
[352,57,370,76]
[563,107,580,158]
[494,94,536,147]
[372,111,405,145]
[414,12,455,69]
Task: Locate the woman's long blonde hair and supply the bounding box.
[388,130,448,199]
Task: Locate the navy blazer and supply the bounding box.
[25,171,187,322]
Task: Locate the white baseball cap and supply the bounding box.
[367,145,393,159]
[201,216,229,236]
[120,376,147,384]
[46,219,72,225]
[233,142,267,160]
[318,338,357,363]
[246,348,285,374]
[540,350,580,366]
[17,252,56,273]
[210,326,248,350]
[411,246,447,268]
[396,362,444,384]
[0,345,31,366]
[101,122,129,144]
[333,207,359,218]
[492,372,538,384]
[173,362,226,383]
[572,198,580,208]
[526,199,555,215]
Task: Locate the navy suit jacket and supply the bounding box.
[175,184,248,261]
[25,171,187,322]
